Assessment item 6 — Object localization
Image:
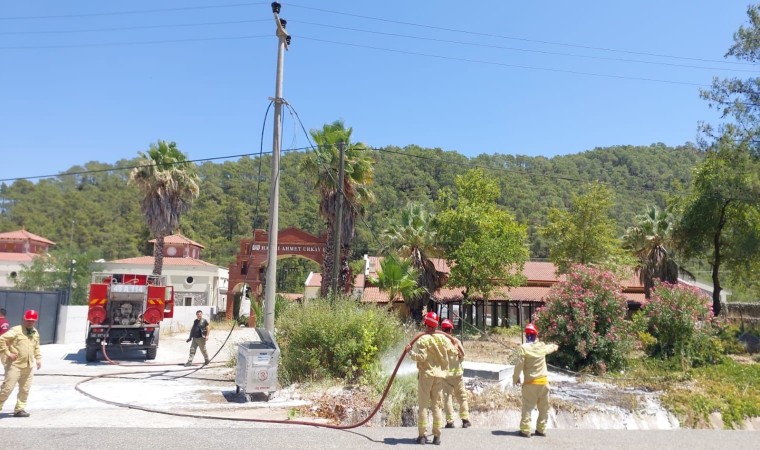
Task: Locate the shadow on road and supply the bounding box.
[383,437,422,446]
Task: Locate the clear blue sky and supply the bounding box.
[0,1,754,182]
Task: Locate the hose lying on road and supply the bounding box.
[74,330,457,429]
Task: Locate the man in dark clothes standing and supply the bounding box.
[185,310,210,366]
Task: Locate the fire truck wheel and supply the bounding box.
[145,346,158,360]
[85,346,98,362]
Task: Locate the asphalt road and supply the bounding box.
[1,426,758,449]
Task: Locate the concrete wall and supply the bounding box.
[159,305,215,335]
[54,305,215,344]
[55,305,88,344]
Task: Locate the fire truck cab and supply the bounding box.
[85,273,175,362]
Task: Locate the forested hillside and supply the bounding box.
[0,143,702,267]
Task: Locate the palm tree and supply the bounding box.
[129,140,200,275]
[623,205,679,298]
[382,202,443,322]
[300,121,375,296]
[371,255,424,311]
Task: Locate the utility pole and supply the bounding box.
[330,141,346,296]
[67,259,76,305]
[264,2,290,333]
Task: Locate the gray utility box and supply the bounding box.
[235,328,280,401]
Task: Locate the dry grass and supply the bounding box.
[462,333,522,365]
[297,385,377,424]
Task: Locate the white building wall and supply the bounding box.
[99,262,228,309]
[0,261,24,289]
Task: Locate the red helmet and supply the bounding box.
[441,319,454,331]
[525,323,538,335]
[423,311,439,328]
[24,309,39,321]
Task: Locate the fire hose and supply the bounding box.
[74,330,460,429]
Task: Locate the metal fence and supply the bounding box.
[0,290,64,344]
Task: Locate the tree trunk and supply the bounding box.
[321,222,335,297]
[153,236,165,276]
[711,202,729,317]
[712,231,723,317]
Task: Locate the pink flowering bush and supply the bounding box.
[534,265,632,374]
[640,282,722,367]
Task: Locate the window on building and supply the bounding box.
[184,297,193,306]
[10,271,17,278]
[186,276,194,285]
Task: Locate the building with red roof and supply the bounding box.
[306,257,646,327]
[0,229,56,289]
[101,233,228,314]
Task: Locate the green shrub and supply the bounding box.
[239,296,289,328]
[534,265,632,374]
[716,324,747,355]
[642,282,721,368]
[276,296,404,384]
[489,325,523,338]
[662,359,760,429]
[379,374,417,426]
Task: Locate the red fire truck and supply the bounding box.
[85,273,175,362]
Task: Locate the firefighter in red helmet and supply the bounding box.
[405,311,462,445]
[440,319,471,429]
[0,309,42,417]
[512,323,558,437]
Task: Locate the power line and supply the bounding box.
[0,146,313,183]
[4,142,756,206]
[0,2,268,20]
[1,3,750,72]
[0,34,270,50]
[370,146,760,204]
[291,20,760,74]
[297,35,708,87]
[0,19,270,35]
[4,16,752,75]
[288,3,754,67]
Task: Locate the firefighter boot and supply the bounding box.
[535,430,547,437]
[415,435,428,445]
[14,410,30,417]
[444,421,455,428]
[462,419,471,428]
[204,359,210,365]
[432,436,441,445]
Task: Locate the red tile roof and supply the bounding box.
[433,285,551,303]
[0,253,37,262]
[318,257,646,304]
[148,233,205,248]
[109,256,219,267]
[358,287,394,304]
[0,230,55,245]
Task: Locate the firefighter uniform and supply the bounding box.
[0,325,41,415]
[512,340,558,436]
[443,334,470,427]
[408,332,459,442]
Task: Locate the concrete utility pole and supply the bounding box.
[330,141,346,296]
[67,259,76,305]
[264,2,290,333]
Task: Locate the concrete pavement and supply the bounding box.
[1,426,758,449]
